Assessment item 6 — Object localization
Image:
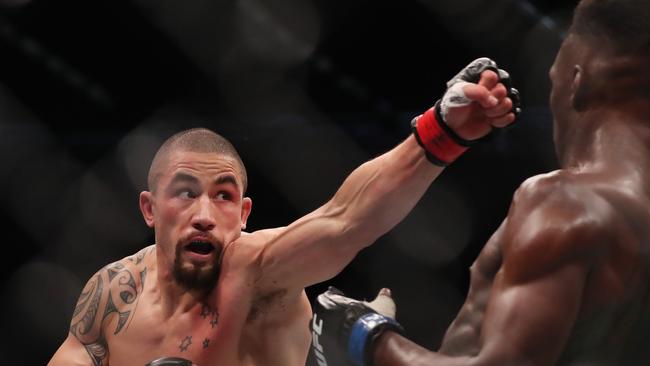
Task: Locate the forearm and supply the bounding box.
[374,331,473,366]
[324,134,443,246]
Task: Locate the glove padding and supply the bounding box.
[310,287,403,366]
[439,57,522,126]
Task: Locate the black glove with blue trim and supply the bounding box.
[310,287,403,366]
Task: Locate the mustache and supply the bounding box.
[179,231,223,247]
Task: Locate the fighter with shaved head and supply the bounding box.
[49,58,520,365]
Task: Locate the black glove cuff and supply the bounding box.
[348,313,404,366]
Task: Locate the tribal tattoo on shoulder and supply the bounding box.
[70,249,151,366]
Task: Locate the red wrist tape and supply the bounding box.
[412,107,469,166]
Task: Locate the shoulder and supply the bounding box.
[70,246,154,343]
[510,170,615,231]
[226,228,286,257]
[106,245,155,289]
[502,171,615,281]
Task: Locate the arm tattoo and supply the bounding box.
[70,273,108,366]
[71,274,103,335]
[69,257,149,365]
[104,263,138,334]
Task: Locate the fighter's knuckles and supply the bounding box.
[491,113,516,128]
[490,83,508,99]
[486,98,513,118]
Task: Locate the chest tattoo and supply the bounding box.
[179,336,192,352]
[200,303,219,328]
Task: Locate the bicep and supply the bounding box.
[61,269,110,366]
[255,205,361,292]
[478,260,588,365]
[49,333,99,366]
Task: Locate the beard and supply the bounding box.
[172,242,223,292]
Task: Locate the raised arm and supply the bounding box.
[253,58,520,293]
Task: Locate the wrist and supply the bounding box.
[348,313,404,366]
[411,100,473,166]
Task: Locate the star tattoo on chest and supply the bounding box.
[203,338,210,349]
[200,303,220,328]
[210,311,219,328]
[200,304,212,318]
[179,336,192,352]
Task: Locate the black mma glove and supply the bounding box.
[310,287,403,366]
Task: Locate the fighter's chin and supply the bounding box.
[173,261,221,292]
[173,246,223,291]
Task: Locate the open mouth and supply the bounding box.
[185,240,215,255]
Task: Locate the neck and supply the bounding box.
[559,107,650,175]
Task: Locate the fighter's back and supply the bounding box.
[509,169,650,365]
[550,170,650,365]
[438,168,650,365]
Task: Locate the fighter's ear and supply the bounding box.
[241,197,252,230]
[571,64,589,111]
[139,191,155,228]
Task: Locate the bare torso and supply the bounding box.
[438,170,650,365]
[78,241,312,366]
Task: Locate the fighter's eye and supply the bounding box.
[215,191,231,201]
[178,189,197,199]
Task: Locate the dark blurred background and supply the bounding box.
[0,0,579,364]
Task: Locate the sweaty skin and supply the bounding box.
[374,167,650,365]
[48,70,515,366]
[371,26,650,366]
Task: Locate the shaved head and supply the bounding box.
[572,0,650,54]
[148,128,247,193]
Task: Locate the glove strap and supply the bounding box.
[411,100,473,166]
[348,313,404,366]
